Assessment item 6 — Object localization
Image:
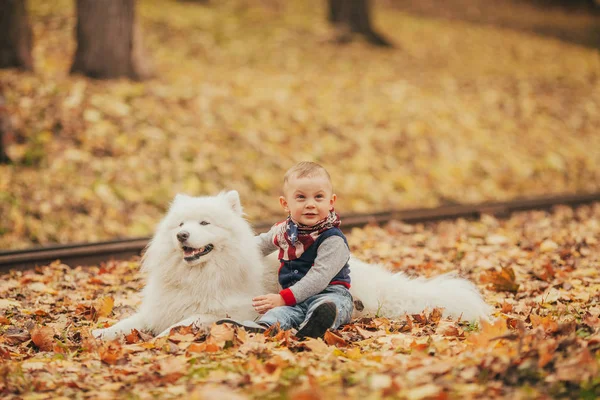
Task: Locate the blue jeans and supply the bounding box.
[259,285,353,331]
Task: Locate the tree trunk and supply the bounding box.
[71,0,152,80]
[0,0,34,70]
[328,0,392,47]
[0,94,13,164]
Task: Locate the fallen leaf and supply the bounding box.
[30,326,55,351]
[480,265,519,293]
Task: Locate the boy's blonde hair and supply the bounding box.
[283,161,332,192]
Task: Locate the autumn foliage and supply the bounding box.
[1,0,600,249]
[1,204,599,398]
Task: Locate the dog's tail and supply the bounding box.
[349,257,492,322]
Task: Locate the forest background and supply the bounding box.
[1,0,599,250]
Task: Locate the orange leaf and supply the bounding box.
[98,343,125,365]
[537,339,558,368]
[466,318,510,349]
[186,338,220,355]
[125,329,142,344]
[530,314,559,334]
[323,330,347,347]
[31,326,55,351]
[186,342,205,354]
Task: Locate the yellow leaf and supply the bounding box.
[96,297,114,318]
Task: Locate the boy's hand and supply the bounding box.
[253,294,285,314]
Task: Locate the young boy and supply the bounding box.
[220,161,354,339]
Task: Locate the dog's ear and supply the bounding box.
[224,190,243,215]
[172,193,190,207]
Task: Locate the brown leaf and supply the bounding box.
[412,313,428,326]
[31,326,55,351]
[0,345,11,360]
[290,387,324,400]
[537,339,557,368]
[209,323,235,348]
[428,308,443,325]
[354,325,376,339]
[480,265,519,293]
[555,348,598,382]
[157,358,186,383]
[583,313,600,329]
[4,327,31,345]
[75,304,98,322]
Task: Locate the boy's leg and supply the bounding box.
[296,286,354,338]
[258,305,306,331]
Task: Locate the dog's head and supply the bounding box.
[142,190,247,270]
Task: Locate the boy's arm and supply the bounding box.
[279,236,350,306]
[255,225,279,257]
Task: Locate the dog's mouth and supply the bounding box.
[182,244,214,262]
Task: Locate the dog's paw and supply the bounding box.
[156,328,171,338]
[92,327,119,341]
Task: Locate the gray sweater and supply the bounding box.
[256,225,350,304]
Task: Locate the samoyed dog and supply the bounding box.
[93,191,490,340]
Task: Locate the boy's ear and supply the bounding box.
[329,193,337,210]
[279,196,289,213]
[224,190,243,215]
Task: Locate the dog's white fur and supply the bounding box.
[93,191,490,340]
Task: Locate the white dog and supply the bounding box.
[93,191,490,340]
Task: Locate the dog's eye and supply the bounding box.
[200,221,210,226]
[179,222,183,227]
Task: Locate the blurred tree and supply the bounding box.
[71,0,153,80]
[328,0,392,47]
[0,0,34,70]
[0,94,12,164]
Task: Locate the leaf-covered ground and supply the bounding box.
[1,0,600,249]
[1,204,599,399]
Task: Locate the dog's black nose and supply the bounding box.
[177,231,189,242]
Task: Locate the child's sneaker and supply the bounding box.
[216,319,267,333]
[296,301,337,339]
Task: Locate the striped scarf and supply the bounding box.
[274,211,341,261]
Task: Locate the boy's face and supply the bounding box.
[280,174,336,226]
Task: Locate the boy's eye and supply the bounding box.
[200,221,210,226]
[296,195,305,199]
[316,194,324,199]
